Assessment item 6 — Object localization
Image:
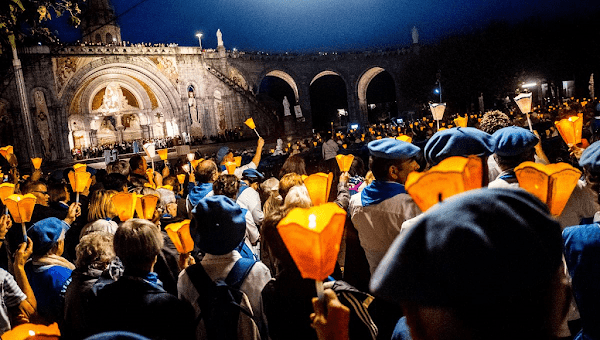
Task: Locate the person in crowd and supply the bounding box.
[63,231,117,340]
[259,177,279,207]
[128,155,149,188]
[79,189,119,239]
[322,131,339,162]
[238,168,265,227]
[26,217,76,324]
[313,188,571,340]
[488,126,539,188]
[102,173,129,193]
[89,219,194,339]
[106,160,130,176]
[178,195,271,340]
[216,137,265,178]
[479,110,513,180]
[187,159,218,213]
[279,154,308,178]
[0,215,36,335]
[47,182,71,220]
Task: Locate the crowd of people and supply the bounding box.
[0,98,600,339]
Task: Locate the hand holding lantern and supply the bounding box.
[335,154,354,173]
[244,118,261,138]
[165,219,194,254]
[68,164,92,203]
[5,194,37,242]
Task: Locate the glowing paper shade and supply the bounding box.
[396,135,413,143]
[514,92,533,114]
[157,185,174,191]
[157,149,168,161]
[0,146,13,160]
[342,144,347,149]
[555,113,583,146]
[187,153,195,162]
[111,192,138,221]
[5,194,37,223]
[68,170,91,193]
[143,142,156,158]
[406,156,483,212]
[277,203,346,281]
[454,115,468,127]
[429,103,447,121]
[313,142,317,147]
[514,162,581,216]
[73,163,86,172]
[135,194,159,220]
[190,159,201,171]
[0,183,15,204]
[177,174,186,184]
[244,118,256,130]
[335,154,354,172]
[224,161,237,175]
[165,219,194,253]
[234,156,242,167]
[146,168,154,183]
[31,158,42,170]
[303,172,334,206]
[2,322,61,340]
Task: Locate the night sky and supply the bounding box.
[52,0,600,53]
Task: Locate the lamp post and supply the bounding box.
[195,33,203,50]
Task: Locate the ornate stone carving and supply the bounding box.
[55,57,78,89]
[155,56,179,85]
[34,90,58,160]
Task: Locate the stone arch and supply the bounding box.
[227,66,249,91]
[357,67,387,120]
[260,70,299,103]
[310,70,342,86]
[106,33,113,43]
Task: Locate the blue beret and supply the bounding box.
[84,331,151,340]
[579,141,600,172]
[367,139,421,160]
[216,147,230,164]
[27,217,70,256]
[86,166,98,176]
[370,188,562,307]
[425,127,494,166]
[242,168,264,181]
[493,126,539,157]
[191,195,246,255]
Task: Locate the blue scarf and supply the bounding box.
[361,180,406,207]
[188,183,213,207]
[237,183,249,198]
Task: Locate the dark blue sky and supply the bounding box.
[54,0,598,53]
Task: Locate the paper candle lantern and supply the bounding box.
[313,142,317,147]
[454,115,468,127]
[406,156,483,212]
[135,194,159,220]
[336,154,354,172]
[165,219,194,253]
[2,322,61,340]
[303,172,334,206]
[342,144,347,149]
[396,135,413,143]
[187,153,195,162]
[555,113,583,146]
[73,163,86,173]
[143,142,156,158]
[0,183,15,204]
[514,92,533,114]
[177,174,186,184]
[277,203,346,281]
[0,146,13,160]
[182,164,191,174]
[514,162,581,216]
[157,185,174,191]
[224,161,237,175]
[190,159,202,171]
[5,194,37,223]
[157,149,168,161]
[244,117,256,130]
[31,158,42,170]
[111,192,138,221]
[68,169,91,193]
[234,156,242,167]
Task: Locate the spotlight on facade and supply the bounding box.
[522,82,537,88]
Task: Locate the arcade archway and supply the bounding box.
[310,73,348,132]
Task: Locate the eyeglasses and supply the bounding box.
[34,190,49,195]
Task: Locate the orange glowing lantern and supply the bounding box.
[313,142,317,147]
[0,146,13,160]
[376,136,382,140]
[5,194,37,223]
[234,156,242,167]
[68,169,91,193]
[31,157,42,170]
[406,156,483,212]
[158,185,174,191]
[0,183,15,205]
[225,161,237,175]
[165,219,194,254]
[73,163,86,173]
[177,174,186,184]
[277,203,347,281]
[454,115,468,127]
[335,154,354,172]
[342,144,347,149]
[157,149,168,161]
[428,123,433,128]
[190,159,201,171]
[244,117,256,130]
[135,194,159,220]
[555,113,583,146]
[2,322,61,340]
[303,172,333,206]
[514,162,581,216]
[111,192,138,221]
[396,135,413,143]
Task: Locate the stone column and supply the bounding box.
[347,79,365,126]
[12,46,38,159]
[297,81,313,136]
[114,114,124,143]
[90,129,98,146]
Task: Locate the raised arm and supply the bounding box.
[251,137,265,167]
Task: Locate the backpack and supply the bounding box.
[185,258,261,340]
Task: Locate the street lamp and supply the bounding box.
[195,33,203,49]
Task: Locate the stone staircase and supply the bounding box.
[205,65,280,137]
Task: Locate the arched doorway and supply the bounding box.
[310,73,348,132]
[366,71,397,124]
[258,72,297,120]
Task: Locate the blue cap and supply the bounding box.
[86,166,98,176]
[27,217,70,256]
[425,127,494,166]
[370,188,562,307]
[242,168,264,182]
[191,195,246,255]
[367,139,421,160]
[579,141,600,172]
[84,331,151,340]
[216,147,230,164]
[493,126,539,157]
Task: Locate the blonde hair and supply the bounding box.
[88,190,118,222]
[282,185,312,215]
[75,231,115,270]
